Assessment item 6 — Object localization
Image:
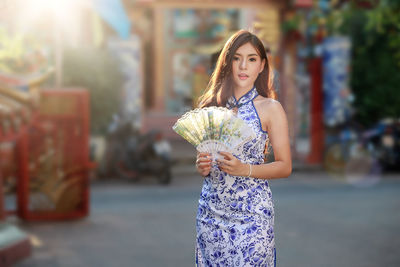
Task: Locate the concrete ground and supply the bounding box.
[11,161,400,267]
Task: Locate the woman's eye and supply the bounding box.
[249,58,257,62]
[233,56,240,61]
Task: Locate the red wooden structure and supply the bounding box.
[17,89,92,221]
[0,68,91,265]
[1,88,92,221]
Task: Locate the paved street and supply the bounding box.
[13,165,400,267]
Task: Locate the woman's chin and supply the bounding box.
[233,81,255,91]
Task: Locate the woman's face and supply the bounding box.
[231,42,265,92]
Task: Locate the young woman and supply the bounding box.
[195,30,292,266]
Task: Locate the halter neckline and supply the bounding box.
[226,87,258,109]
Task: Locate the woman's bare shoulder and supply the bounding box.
[256,97,287,124]
[253,97,286,131]
[255,96,283,113]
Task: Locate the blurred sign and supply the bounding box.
[322,36,353,127]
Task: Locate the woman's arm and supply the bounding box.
[217,101,292,179]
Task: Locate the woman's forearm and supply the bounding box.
[248,160,292,180]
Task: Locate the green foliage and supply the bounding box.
[62,47,124,135]
[363,0,400,66]
[335,1,400,126]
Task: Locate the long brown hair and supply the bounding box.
[198,30,276,108]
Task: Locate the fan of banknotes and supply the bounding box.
[172,106,256,160]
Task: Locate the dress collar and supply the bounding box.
[226,87,258,109]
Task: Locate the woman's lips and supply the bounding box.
[238,74,248,80]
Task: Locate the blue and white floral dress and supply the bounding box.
[196,87,276,267]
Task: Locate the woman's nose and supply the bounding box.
[239,59,247,70]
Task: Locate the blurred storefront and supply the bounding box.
[0,0,344,169]
[114,0,356,166]
[124,0,285,137]
[122,0,344,165]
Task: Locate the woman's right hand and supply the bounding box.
[196,152,212,176]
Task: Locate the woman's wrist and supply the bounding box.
[247,164,252,178]
[242,162,252,177]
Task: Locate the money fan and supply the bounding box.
[172,107,256,160]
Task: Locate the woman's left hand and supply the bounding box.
[217,151,249,177]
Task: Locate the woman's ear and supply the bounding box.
[259,58,266,73]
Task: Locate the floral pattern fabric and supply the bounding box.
[196,87,276,267]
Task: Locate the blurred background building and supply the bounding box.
[1,0,399,171]
[1,0,399,177]
[1,0,400,265]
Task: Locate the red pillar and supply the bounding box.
[0,171,4,220]
[307,57,324,164]
[16,127,30,219]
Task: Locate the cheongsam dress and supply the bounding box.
[196,87,276,267]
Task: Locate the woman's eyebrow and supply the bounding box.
[234,53,259,57]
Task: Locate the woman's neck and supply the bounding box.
[233,85,254,100]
